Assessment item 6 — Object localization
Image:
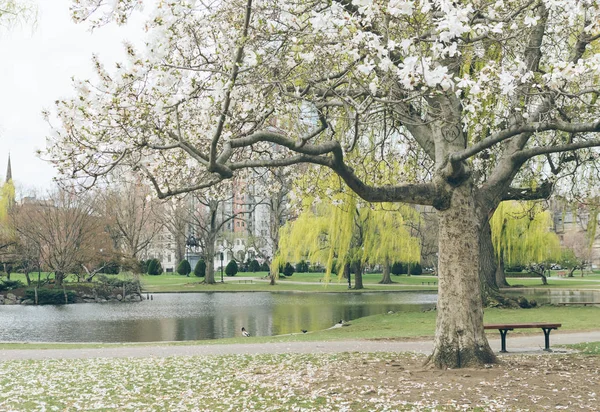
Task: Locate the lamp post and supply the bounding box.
[220,252,224,283]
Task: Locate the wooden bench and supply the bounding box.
[556,302,597,306]
[421,281,437,286]
[484,323,561,353]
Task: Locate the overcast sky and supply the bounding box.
[0,0,143,194]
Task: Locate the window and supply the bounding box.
[167,254,171,263]
[236,221,240,227]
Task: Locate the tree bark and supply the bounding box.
[379,258,392,284]
[478,218,500,303]
[55,271,64,286]
[353,263,364,290]
[204,238,217,284]
[427,185,496,368]
[495,257,509,287]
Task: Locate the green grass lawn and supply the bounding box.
[4,270,599,293]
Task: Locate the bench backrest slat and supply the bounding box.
[484,323,561,329]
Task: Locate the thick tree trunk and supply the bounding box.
[479,219,500,303]
[55,271,64,286]
[379,258,392,284]
[495,257,509,287]
[353,263,364,290]
[427,186,496,368]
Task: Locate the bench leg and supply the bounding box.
[542,328,556,351]
[498,329,510,353]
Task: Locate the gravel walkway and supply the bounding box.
[2,331,600,361]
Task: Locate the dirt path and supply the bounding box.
[2,330,600,361]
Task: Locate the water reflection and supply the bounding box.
[0,292,437,343]
[504,289,600,305]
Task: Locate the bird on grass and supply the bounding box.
[241,327,250,337]
[301,329,308,334]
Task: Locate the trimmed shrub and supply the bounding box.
[295,260,309,273]
[225,260,238,276]
[391,262,406,275]
[194,259,206,277]
[409,263,423,276]
[147,259,163,276]
[248,259,261,272]
[0,279,25,292]
[24,288,77,304]
[260,262,270,272]
[283,262,295,277]
[177,259,192,276]
[505,265,523,273]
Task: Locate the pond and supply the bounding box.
[0,292,437,343]
[504,289,600,305]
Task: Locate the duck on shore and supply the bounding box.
[241,327,250,337]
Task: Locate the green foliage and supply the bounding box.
[24,288,77,304]
[0,179,15,224]
[391,262,407,275]
[177,259,192,276]
[295,260,309,273]
[225,260,238,276]
[194,259,206,277]
[146,259,163,276]
[248,259,261,272]
[260,262,270,272]
[275,183,420,283]
[0,279,25,291]
[408,263,422,275]
[98,260,120,275]
[491,201,562,267]
[283,262,295,276]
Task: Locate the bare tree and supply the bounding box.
[102,181,164,271]
[15,189,102,286]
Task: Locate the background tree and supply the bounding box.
[0,177,16,278]
[491,201,562,287]
[102,180,164,271]
[0,0,36,29]
[51,0,600,368]
[14,188,104,285]
[186,190,240,284]
[561,231,591,277]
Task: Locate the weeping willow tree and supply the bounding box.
[0,178,16,276]
[491,201,562,286]
[363,205,421,284]
[275,187,420,288]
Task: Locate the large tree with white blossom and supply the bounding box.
[47,0,600,368]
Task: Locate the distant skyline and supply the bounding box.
[0,0,144,193]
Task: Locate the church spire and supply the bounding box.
[5,154,12,183]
